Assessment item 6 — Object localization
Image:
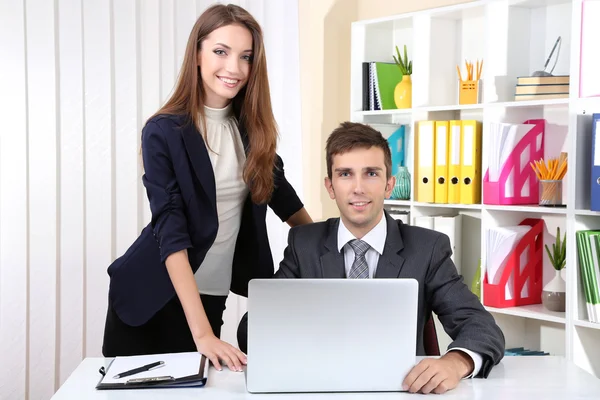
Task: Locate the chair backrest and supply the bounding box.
[423,313,440,356]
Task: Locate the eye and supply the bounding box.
[214,49,226,56]
[242,54,253,62]
[368,171,378,177]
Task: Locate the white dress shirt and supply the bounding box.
[336,214,483,378]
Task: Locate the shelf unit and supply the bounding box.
[351,0,600,378]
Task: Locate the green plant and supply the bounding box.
[545,226,566,271]
[393,45,412,76]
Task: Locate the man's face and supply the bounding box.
[325,146,395,236]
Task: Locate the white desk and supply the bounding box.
[52,356,600,399]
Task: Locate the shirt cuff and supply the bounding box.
[447,347,482,379]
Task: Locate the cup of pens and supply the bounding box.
[457,59,482,105]
[530,153,568,207]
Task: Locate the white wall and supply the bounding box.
[0,1,302,399]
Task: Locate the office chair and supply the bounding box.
[423,312,440,356]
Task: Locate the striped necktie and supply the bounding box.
[348,239,370,279]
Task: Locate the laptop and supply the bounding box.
[245,278,418,393]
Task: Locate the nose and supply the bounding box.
[225,56,241,76]
[353,176,365,194]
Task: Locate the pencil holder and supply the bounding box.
[539,180,563,206]
[459,80,481,105]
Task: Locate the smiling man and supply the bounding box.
[238,121,505,394]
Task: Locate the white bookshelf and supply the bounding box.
[351,0,600,378]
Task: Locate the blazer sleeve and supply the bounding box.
[268,154,304,222]
[272,227,302,278]
[425,234,505,378]
[141,120,193,263]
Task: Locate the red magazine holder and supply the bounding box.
[483,218,544,308]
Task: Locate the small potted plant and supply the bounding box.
[392,44,412,109]
[542,226,566,312]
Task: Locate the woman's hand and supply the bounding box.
[194,333,247,372]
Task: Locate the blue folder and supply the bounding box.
[387,125,406,177]
[591,113,600,211]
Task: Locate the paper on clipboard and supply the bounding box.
[98,352,208,387]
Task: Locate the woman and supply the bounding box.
[101,4,312,372]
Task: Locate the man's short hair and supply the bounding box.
[326,121,392,180]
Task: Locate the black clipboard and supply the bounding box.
[95,353,209,390]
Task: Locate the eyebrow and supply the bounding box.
[334,167,383,173]
[214,42,252,53]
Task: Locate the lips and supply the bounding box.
[350,201,371,211]
[218,76,240,88]
[350,201,370,206]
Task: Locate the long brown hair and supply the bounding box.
[150,4,277,204]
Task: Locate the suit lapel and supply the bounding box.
[181,119,216,209]
[320,219,346,278]
[375,212,406,278]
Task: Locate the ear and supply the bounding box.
[324,177,336,200]
[385,175,396,199]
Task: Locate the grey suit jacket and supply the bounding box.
[238,212,505,378]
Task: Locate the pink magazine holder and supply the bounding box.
[483,119,545,205]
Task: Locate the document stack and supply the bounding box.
[415,120,482,205]
[387,209,410,225]
[504,347,550,356]
[413,215,462,275]
[514,75,569,101]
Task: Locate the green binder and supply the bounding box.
[371,62,403,110]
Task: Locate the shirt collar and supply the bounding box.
[337,213,387,255]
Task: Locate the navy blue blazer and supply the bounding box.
[107,113,304,327]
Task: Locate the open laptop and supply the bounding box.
[245,278,418,393]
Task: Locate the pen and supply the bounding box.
[113,361,165,379]
[544,36,561,71]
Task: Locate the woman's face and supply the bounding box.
[198,23,253,109]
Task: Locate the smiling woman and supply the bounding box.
[198,25,253,108]
[101,3,312,374]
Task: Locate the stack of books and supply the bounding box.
[504,347,550,356]
[514,75,569,101]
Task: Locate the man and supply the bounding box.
[238,122,505,394]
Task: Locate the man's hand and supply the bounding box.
[402,351,474,394]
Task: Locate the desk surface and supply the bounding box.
[52,356,600,399]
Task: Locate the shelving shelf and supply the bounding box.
[353,98,571,117]
[575,209,600,216]
[352,0,600,379]
[485,304,566,325]
[574,319,600,330]
[484,204,568,214]
[411,202,482,210]
[385,200,568,214]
